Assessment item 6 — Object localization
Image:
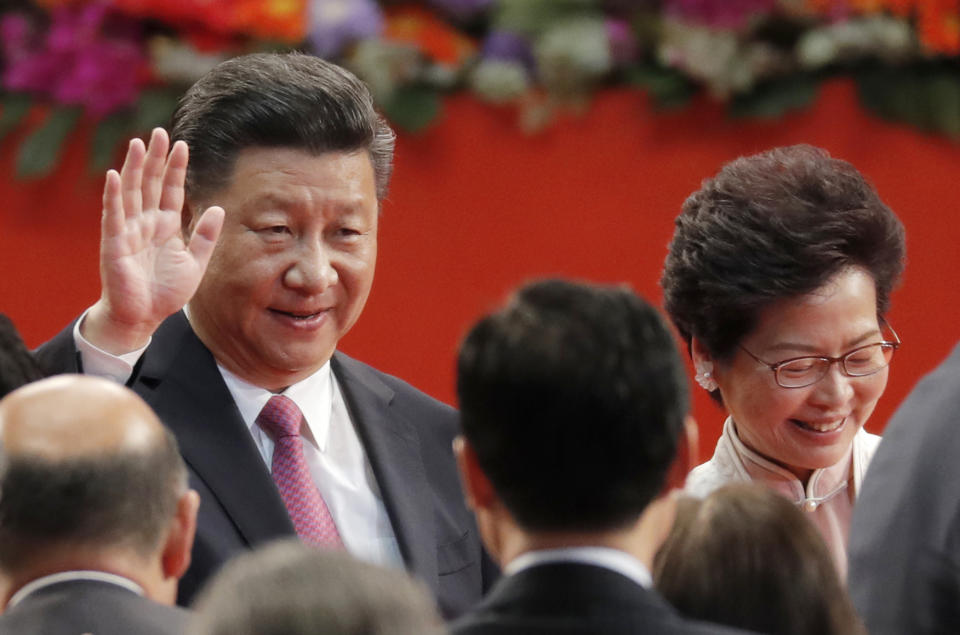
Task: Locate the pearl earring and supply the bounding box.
[695,361,718,392]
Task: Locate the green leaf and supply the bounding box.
[855,68,892,119]
[729,75,820,119]
[1,93,33,142]
[16,106,82,179]
[133,88,180,132]
[627,65,698,110]
[856,67,925,129]
[924,73,960,138]
[91,112,136,173]
[381,85,442,133]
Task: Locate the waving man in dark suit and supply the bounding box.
[37,52,491,618]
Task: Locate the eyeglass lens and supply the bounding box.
[776,343,896,388]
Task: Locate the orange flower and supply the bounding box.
[917,0,960,54]
[384,5,475,66]
[229,0,307,42]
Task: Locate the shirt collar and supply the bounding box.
[505,546,652,589]
[7,571,144,608]
[218,361,334,452]
[723,417,854,503]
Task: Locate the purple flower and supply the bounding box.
[606,18,638,65]
[428,0,493,22]
[664,0,778,30]
[308,0,384,59]
[1,3,146,117]
[481,30,535,74]
[55,40,143,117]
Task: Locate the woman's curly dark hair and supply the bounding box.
[661,145,905,368]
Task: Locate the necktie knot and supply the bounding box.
[257,395,303,440]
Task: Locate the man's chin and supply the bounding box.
[268,349,336,377]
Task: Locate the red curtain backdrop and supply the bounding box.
[3,79,959,453]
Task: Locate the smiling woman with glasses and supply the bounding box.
[660,144,906,579]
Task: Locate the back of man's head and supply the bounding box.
[457,279,689,533]
[171,51,396,206]
[0,375,195,599]
[189,539,442,635]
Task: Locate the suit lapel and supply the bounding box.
[332,353,439,596]
[136,312,294,544]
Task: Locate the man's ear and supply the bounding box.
[664,415,699,492]
[161,489,199,581]
[453,436,496,512]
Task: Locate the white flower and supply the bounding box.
[470,59,529,103]
[535,17,612,95]
[149,37,228,85]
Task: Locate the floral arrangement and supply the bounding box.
[1,0,958,177]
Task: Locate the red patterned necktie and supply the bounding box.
[256,395,342,548]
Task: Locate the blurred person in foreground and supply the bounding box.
[35,52,491,615]
[661,144,905,577]
[0,375,198,635]
[189,539,444,635]
[450,279,753,635]
[848,340,960,634]
[0,314,43,398]
[655,483,864,635]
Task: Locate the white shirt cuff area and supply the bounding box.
[73,307,149,384]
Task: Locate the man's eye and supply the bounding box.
[264,226,289,235]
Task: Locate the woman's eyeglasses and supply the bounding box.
[739,324,901,389]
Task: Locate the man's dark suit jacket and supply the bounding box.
[37,311,491,619]
[848,341,960,635]
[450,562,755,635]
[0,579,189,635]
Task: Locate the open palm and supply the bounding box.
[89,128,224,353]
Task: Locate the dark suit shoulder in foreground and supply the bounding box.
[848,341,960,635]
[451,562,753,635]
[0,580,189,635]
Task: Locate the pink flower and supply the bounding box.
[664,0,779,30]
[0,13,34,60]
[1,3,146,117]
[606,18,638,65]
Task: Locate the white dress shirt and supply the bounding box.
[73,310,403,569]
[505,546,653,589]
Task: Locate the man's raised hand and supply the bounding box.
[83,128,225,354]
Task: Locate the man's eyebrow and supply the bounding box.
[243,192,367,213]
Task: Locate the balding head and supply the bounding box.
[1,375,165,461]
[0,375,189,574]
